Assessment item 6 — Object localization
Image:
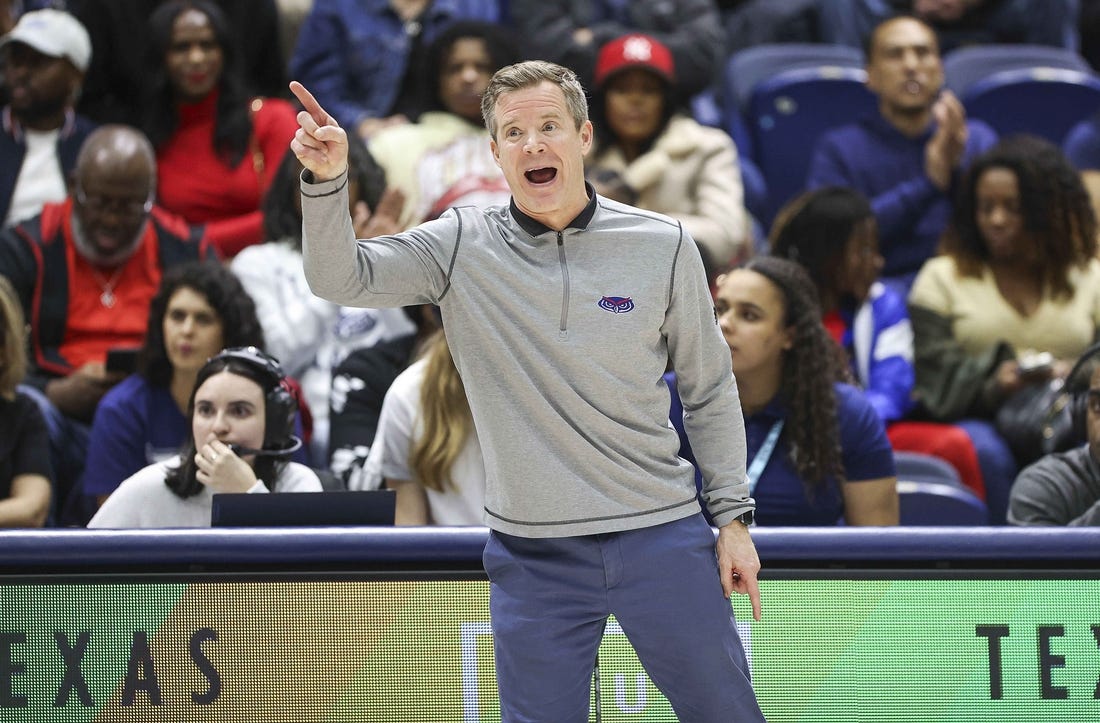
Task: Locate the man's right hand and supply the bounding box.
[289,81,349,182]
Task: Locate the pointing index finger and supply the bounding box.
[290,81,329,126]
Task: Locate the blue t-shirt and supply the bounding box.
[668,374,895,526]
[81,375,188,498]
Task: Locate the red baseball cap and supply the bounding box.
[593,34,675,89]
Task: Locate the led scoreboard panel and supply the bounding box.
[1,528,1098,722]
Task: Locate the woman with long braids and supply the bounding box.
[671,256,899,525]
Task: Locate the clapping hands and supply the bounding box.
[925,90,969,191]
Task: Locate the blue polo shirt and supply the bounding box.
[668,374,895,526]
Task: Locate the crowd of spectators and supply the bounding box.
[2,0,1100,529]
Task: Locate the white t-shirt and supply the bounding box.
[87,458,323,529]
[5,128,66,227]
[359,358,485,525]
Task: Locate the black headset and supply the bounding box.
[206,346,301,457]
[1066,342,1100,443]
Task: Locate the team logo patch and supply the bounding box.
[598,296,635,313]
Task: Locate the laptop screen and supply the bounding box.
[211,490,396,527]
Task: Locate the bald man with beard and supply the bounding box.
[0,124,215,524]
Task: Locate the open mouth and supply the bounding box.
[524,167,557,185]
[93,231,124,254]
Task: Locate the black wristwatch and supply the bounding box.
[733,510,754,526]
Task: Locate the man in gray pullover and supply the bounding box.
[290,61,764,721]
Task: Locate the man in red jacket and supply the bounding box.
[0,124,214,523]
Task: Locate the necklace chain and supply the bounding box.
[90,266,124,308]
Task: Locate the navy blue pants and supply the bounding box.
[484,513,764,722]
[956,418,1018,525]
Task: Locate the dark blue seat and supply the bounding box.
[720,44,868,227]
[943,44,1092,96]
[943,44,1100,144]
[723,43,866,119]
[691,88,769,227]
[897,480,990,526]
[690,88,723,129]
[893,451,964,488]
[746,66,877,226]
[963,68,1100,144]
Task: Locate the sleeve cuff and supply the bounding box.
[300,167,349,197]
[711,503,755,529]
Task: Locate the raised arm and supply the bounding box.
[289,81,453,310]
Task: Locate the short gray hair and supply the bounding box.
[481,60,588,140]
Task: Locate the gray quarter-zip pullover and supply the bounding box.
[301,170,753,537]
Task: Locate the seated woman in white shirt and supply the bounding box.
[88,347,321,528]
[360,330,485,525]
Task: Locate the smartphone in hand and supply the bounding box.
[1017,351,1053,378]
[105,347,140,375]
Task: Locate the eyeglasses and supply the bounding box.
[74,183,154,219]
[1087,389,1100,416]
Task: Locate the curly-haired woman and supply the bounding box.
[670,256,899,526]
[910,134,1100,521]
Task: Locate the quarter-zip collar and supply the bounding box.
[509,182,598,237]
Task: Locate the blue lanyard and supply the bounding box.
[747,420,784,495]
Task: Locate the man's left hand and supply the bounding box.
[717,519,762,621]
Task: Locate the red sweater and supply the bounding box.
[155,92,297,257]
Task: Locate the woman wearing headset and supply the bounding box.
[88,347,322,528]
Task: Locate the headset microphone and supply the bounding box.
[228,436,303,458]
